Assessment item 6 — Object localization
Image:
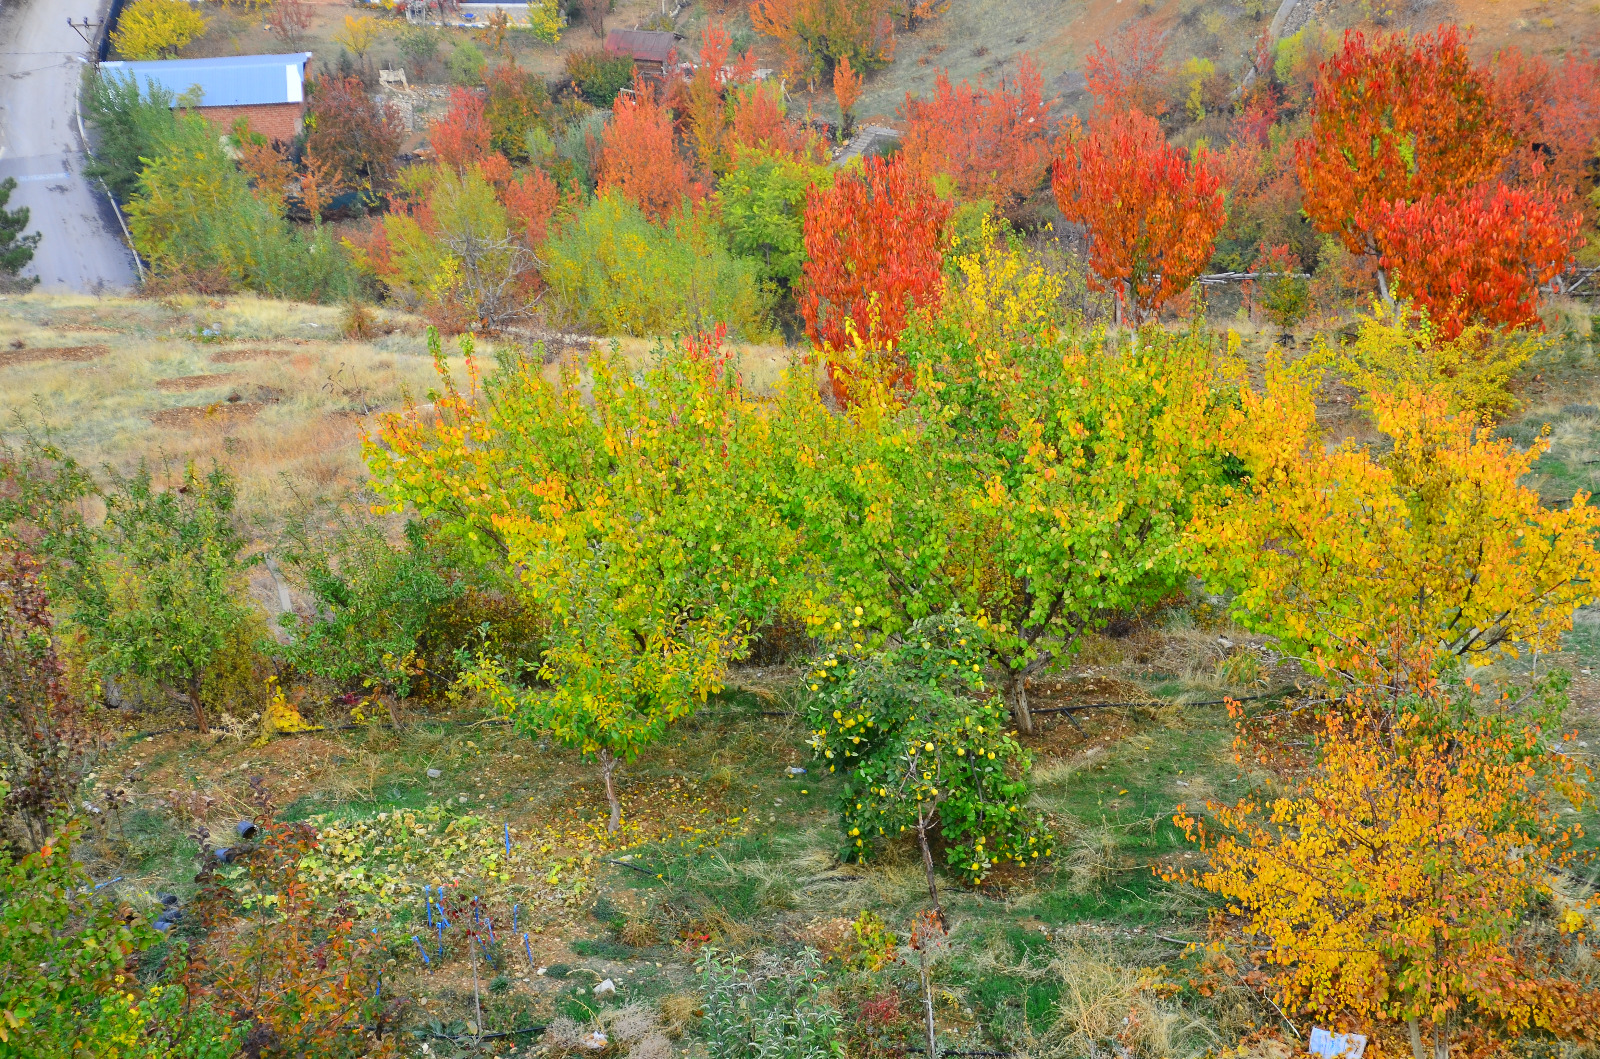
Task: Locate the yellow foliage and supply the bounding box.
[1317,300,1542,418]
[257,676,320,743]
[333,15,382,58]
[1176,697,1598,1050]
[112,0,209,60]
[940,217,1066,347]
[1189,361,1600,686]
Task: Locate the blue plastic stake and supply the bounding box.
[522,932,533,967]
[425,885,433,926]
[412,937,430,966]
[486,917,494,943]
[512,904,519,933]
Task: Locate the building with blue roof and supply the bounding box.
[98,53,314,142]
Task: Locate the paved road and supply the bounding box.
[0,0,139,293]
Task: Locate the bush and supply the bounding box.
[276,513,464,718]
[126,112,357,300]
[545,193,772,338]
[716,149,833,288]
[696,949,843,1059]
[485,63,551,161]
[449,39,488,85]
[305,75,405,194]
[564,48,635,106]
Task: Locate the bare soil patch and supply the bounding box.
[0,345,109,367]
[211,348,293,364]
[149,402,264,428]
[155,373,237,392]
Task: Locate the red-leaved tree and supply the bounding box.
[1296,26,1513,297]
[1374,183,1582,338]
[598,77,703,221]
[833,53,863,137]
[1083,20,1169,115]
[800,155,950,395]
[430,88,492,171]
[900,55,1053,206]
[306,76,404,195]
[1052,108,1224,325]
[728,81,820,163]
[501,167,561,245]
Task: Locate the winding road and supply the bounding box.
[0,0,139,293]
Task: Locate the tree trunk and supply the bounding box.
[1408,1017,1426,1059]
[385,693,403,729]
[600,750,622,833]
[188,675,209,735]
[1004,668,1035,735]
[914,810,946,928]
[919,954,939,1059]
[1376,265,1395,310]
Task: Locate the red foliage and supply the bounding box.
[1492,48,1600,196]
[750,0,896,84]
[834,54,863,129]
[599,77,704,220]
[900,54,1053,205]
[305,77,404,194]
[501,167,561,245]
[1083,21,1169,115]
[1052,108,1225,325]
[728,81,820,162]
[1295,26,1512,257]
[1374,183,1583,339]
[800,155,951,391]
[430,88,492,171]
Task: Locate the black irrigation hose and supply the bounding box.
[605,857,662,877]
[410,1024,548,1043]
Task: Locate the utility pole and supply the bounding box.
[67,17,104,49]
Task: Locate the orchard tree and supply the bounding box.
[1189,363,1600,689]
[429,88,492,170]
[598,77,704,221]
[1083,20,1169,115]
[728,81,819,163]
[1052,108,1224,325]
[372,331,799,832]
[900,55,1054,206]
[1373,183,1581,339]
[717,149,834,288]
[484,62,551,162]
[1176,693,1600,1056]
[306,76,405,195]
[833,55,863,137]
[799,155,950,390]
[806,614,1047,920]
[750,0,896,84]
[1295,26,1512,301]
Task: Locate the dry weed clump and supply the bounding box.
[978,941,1214,1059]
[546,1004,674,1059]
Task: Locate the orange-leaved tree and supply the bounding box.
[686,19,735,172]
[1175,691,1600,1057]
[799,154,950,395]
[833,53,863,137]
[429,87,492,171]
[1187,360,1600,688]
[1051,108,1224,325]
[728,80,821,163]
[1373,182,1582,339]
[1295,26,1513,301]
[900,55,1054,206]
[1083,20,1169,115]
[750,0,895,85]
[598,76,703,221]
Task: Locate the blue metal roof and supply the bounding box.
[98,53,313,108]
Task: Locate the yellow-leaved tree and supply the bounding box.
[369,329,798,832]
[1174,686,1600,1057]
[112,0,209,60]
[1189,360,1600,688]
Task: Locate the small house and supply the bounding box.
[604,29,686,80]
[98,53,314,142]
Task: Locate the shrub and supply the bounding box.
[111,0,208,60]
[695,949,844,1059]
[0,180,38,285]
[485,63,551,161]
[449,39,488,85]
[564,48,635,106]
[276,514,464,721]
[0,546,99,850]
[69,464,255,735]
[545,193,772,338]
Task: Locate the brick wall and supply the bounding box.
[197,102,305,144]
